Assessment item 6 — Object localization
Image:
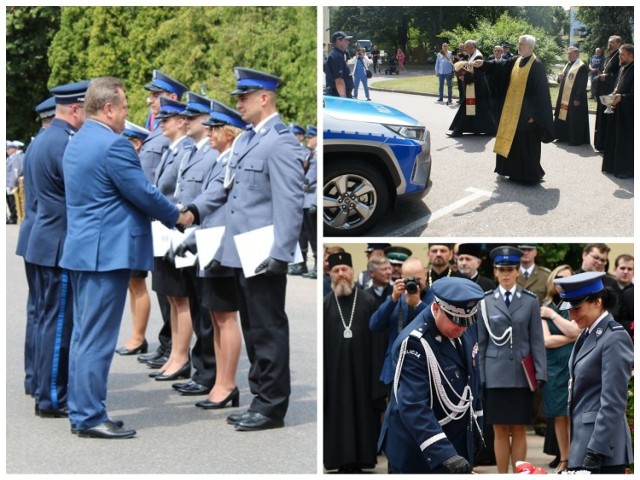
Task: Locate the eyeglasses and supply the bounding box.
[588,252,607,264]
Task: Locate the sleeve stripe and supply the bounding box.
[420,432,447,451]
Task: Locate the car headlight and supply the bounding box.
[383,124,426,141]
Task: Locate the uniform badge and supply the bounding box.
[435,335,442,343]
[596,328,603,338]
[472,342,479,367]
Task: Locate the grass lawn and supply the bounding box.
[371,74,599,111]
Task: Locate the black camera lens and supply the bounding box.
[405,277,419,294]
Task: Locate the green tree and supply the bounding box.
[6,6,61,142]
[575,6,634,55]
[440,13,564,74]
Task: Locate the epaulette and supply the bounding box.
[608,321,625,332]
[537,265,551,273]
[274,123,289,135]
[409,327,425,339]
[521,289,537,298]
[484,289,495,297]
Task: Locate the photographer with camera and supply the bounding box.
[370,257,428,388]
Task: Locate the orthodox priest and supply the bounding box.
[553,46,590,146]
[602,43,634,179]
[594,36,622,151]
[448,40,497,137]
[476,34,554,185]
[323,251,383,473]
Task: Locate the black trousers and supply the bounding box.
[189,275,215,387]
[234,268,290,420]
[303,208,317,263]
[6,193,17,221]
[155,292,172,356]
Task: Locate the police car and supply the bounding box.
[323,95,431,236]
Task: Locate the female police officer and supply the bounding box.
[554,271,633,473]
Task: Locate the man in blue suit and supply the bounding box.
[24,81,89,418]
[216,67,306,431]
[60,76,191,439]
[379,277,485,473]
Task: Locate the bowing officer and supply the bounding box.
[24,81,89,419]
[138,69,188,368]
[379,277,486,473]
[216,67,306,431]
[554,272,633,473]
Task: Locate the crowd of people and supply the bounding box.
[323,242,634,473]
[14,67,316,439]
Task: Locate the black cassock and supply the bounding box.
[449,57,497,135]
[594,50,621,151]
[602,62,634,178]
[553,62,590,146]
[483,55,554,184]
[323,288,382,471]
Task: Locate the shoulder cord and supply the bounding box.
[480,298,513,348]
[393,335,482,434]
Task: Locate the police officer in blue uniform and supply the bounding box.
[301,124,317,279]
[24,80,89,418]
[216,67,306,431]
[478,246,546,473]
[146,97,196,378]
[16,98,56,396]
[166,92,219,395]
[177,100,247,406]
[553,272,633,473]
[379,277,486,473]
[288,122,310,276]
[138,70,189,368]
[325,31,354,98]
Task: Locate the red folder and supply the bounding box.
[521,353,537,392]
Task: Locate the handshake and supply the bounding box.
[175,204,196,232]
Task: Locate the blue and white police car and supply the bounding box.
[323,95,431,236]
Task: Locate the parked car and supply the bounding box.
[323,95,432,236]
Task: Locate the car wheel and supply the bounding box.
[323,161,390,236]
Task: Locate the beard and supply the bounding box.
[332,278,356,297]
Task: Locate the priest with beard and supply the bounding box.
[323,251,383,473]
[602,43,634,179]
[475,34,554,185]
[453,243,496,292]
[553,46,590,146]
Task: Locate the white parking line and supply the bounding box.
[387,187,498,237]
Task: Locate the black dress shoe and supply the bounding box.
[178,382,212,396]
[138,350,163,364]
[72,419,123,434]
[287,262,308,275]
[302,268,317,279]
[115,339,148,356]
[172,380,193,391]
[235,411,284,431]
[37,406,69,418]
[155,362,190,381]
[195,387,239,408]
[77,420,136,439]
[226,410,252,425]
[146,354,170,369]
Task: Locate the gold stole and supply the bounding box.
[558,59,583,121]
[494,54,536,158]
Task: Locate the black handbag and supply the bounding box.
[366,69,372,79]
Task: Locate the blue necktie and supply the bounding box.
[504,291,511,307]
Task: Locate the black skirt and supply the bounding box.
[151,257,191,297]
[485,387,533,425]
[201,276,238,312]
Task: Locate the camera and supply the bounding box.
[404,277,419,294]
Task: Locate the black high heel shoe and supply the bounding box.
[195,387,240,409]
[155,361,191,381]
[115,339,148,356]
